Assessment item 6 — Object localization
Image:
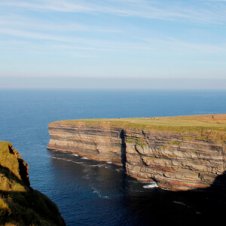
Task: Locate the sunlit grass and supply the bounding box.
[50,114,226,144]
[53,114,226,130]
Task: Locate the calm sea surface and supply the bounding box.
[0,90,226,226]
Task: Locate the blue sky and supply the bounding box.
[0,0,226,89]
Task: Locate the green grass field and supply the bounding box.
[52,114,226,130]
[50,114,226,144]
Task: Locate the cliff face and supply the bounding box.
[0,141,65,226]
[125,129,225,191]
[48,124,123,165]
[48,115,226,191]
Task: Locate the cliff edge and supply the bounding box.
[0,141,65,226]
[48,114,226,191]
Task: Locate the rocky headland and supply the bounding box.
[48,114,226,191]
[0,141,65,226]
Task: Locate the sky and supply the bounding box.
[0,0,226,89]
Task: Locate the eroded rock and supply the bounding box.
[48,115,226,191]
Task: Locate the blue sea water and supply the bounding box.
[0,90,226,226]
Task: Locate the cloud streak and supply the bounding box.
[1,26,225,55]
[0,0,225,81]
[1,0,226,23]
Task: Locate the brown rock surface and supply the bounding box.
[48,114,226,191]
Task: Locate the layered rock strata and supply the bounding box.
[48,115,226,191]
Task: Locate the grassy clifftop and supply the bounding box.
[0,141,65,226]
[51,114,226,129]
[50,114,226,144]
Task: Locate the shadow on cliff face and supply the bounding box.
[0,190,65,226]
[0,165,28,190]
[120,129,127,172]
[0,143,65,226]
[0,165,65,226]
[124,172,226,226]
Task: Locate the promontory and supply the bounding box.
[0,141,65,226]
[48,114,226,191]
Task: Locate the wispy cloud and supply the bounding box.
[0,0,92,13]
[0,0,225,79]
[0,14,121,33]
[1,0,226,23]
[1,25,225,56]
[0,5,225,55]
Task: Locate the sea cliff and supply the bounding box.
[0,141,65,226]
[48,114,226,191]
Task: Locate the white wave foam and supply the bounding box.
[90,164,104,167]
[81,157,88,160]
[143,182,158,189]
[51,156,83,165]
[91,186,110,199]
[173,201,188,207]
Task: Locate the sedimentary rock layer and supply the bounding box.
[48,115,226,191]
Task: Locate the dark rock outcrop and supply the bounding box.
[0,141,65,226]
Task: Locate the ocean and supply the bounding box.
[1,90,226,226]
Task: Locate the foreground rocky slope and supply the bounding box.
[0,141,65,226]
[48,114,226,191]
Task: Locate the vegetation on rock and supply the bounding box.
[48,114,226,191]
[50,114,226,144]
[0,141,65,226]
